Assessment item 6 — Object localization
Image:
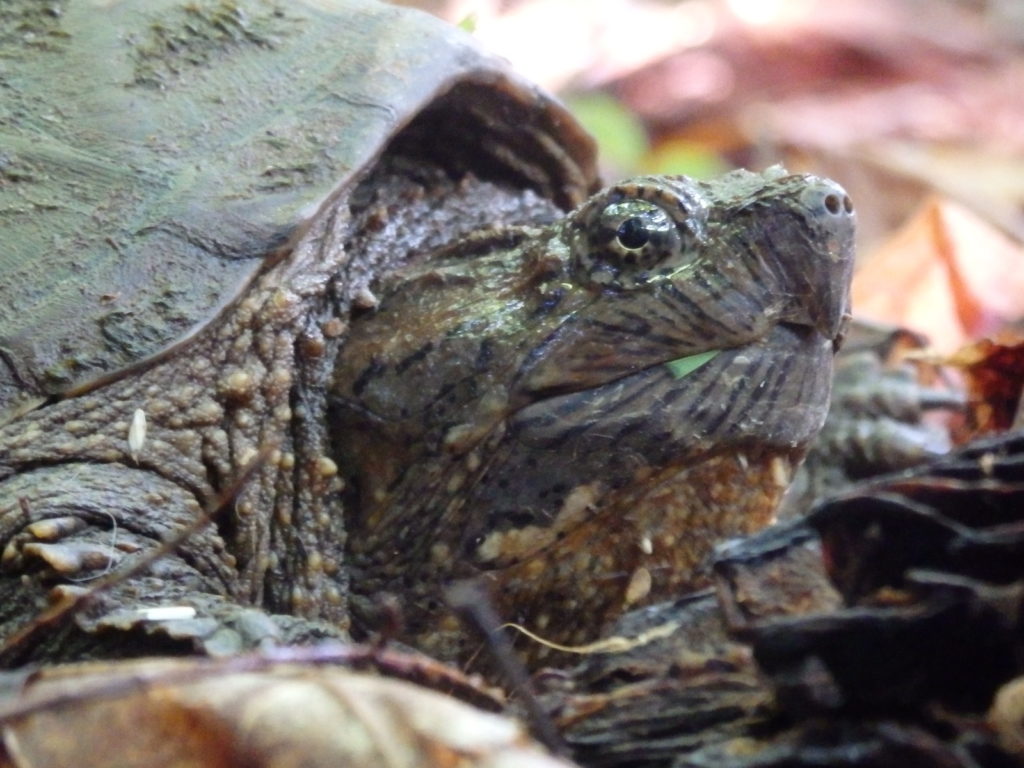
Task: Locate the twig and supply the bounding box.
[446,579,567,757]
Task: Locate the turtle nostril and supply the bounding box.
[804,181,853,220]
[821,191,853,217]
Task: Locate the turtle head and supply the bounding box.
[330,167,854,662]
[519,169,854,395]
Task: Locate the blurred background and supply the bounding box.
[394,0,1024,354]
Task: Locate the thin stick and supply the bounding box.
[446,579,567,757]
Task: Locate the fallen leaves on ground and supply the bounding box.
[944,337,1024,438]
[0,655,574,768]
[852,196,1024,353]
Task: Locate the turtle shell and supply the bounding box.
[0,0,597,424]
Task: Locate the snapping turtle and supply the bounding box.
[0,0,854,666]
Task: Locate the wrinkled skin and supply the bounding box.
[335,168,855,661]
[0,160,853,668]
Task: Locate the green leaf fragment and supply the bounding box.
[562,92,649,175]
[642,140,729,179]
[665,349,720,379]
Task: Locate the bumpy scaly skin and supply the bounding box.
[335,169,854,663]
[0,163,557,661]
[0,184,354,659]
[0,162,853,669]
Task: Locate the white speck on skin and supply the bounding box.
[137,606,197,621]
[353,286,378,309]
[128,408,146,463]
[770,455,791,487]
[624,566,652,606]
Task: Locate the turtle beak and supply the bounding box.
[778,177,856,348]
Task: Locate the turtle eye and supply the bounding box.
[609,202,674,253]
[600,200,681,275]
[572,197,691,289]
[615,216,652,249]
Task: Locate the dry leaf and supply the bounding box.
[852,197,1024,353]
[943,336,1024,438]
[0,657,575,768]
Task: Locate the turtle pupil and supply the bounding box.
[616,217,649,249]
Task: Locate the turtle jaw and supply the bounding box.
[343,309,844,667]
[437,321,836,664]
[459,319,838,565]
[477,444,805,664]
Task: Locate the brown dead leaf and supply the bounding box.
[852,196,1024,353]
[943,336,1024,439]
[0,657,575,768]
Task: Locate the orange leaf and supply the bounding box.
[943,336,1024,439]
[853,197,1024,353]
